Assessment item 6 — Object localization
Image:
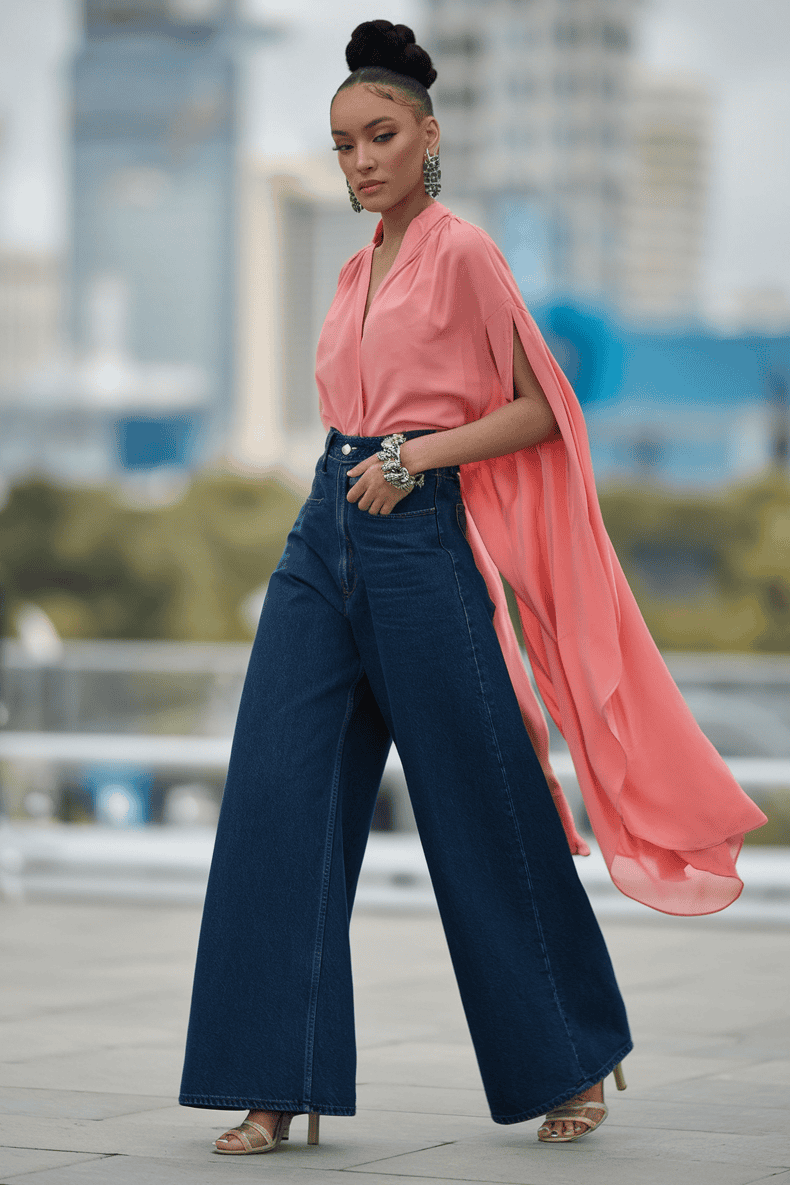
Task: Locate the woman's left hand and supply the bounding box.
[346,452,412,515]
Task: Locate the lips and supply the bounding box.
[359,181,384,192]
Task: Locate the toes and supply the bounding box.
[216,1133,242,1151]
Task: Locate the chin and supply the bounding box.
[365,193,406,215]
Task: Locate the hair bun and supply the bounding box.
[345,20,437,89]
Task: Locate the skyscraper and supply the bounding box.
[425,0,638,304]
[621,71,710,324]
[70,0,244,467]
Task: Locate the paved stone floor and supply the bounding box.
[0,899,789,1184]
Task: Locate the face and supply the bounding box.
[330,84,440,215]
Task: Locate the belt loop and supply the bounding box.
[321,429,336,471]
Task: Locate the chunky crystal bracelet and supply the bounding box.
[376,433,425,494]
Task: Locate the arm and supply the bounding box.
[347,325,560,515]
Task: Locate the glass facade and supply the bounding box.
[71,1,238,467]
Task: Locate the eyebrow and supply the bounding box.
[330,117,396,136]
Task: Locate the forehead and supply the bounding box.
[330,84,409,130]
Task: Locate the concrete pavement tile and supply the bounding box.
[142,1108,491,1168]
[0,1014,184,1062]
[357,1083,489,1118]
[611,1052,755,1090]
[343,1138,787,1184]
[634,1034,750,1055]
[0,988,142,1023]
[0,1149,109,1179]
[0,1152,365,1184]
[149,1105,493,1146]
[355,986,467,1034]
[110,1104,246,1133]
[0,1116,127,1158]
[0,1044,185,1096]
[0,1087,174,1121]
[0,1111,242,1161]
[625,993,787,1038]
[641,1079,790,1111]
[224,1110,494,1171]
[357,1042,483,1090]
[717,1060,790,1085]
[684,1018,790,1062]
[602,1125,790,1168]
[0,977,190,1022]
[606,1096,788,1136]
[0,1107,493,1168]
[356,1023,470,1049]
[0,901,201,958]
[690,1041,790,1062]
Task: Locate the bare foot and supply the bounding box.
[215,1111,286,1152]
[538,1080,605,1141]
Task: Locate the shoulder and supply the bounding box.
[436,212,504,264]
[433,211,518,312]
[336,243,372,286]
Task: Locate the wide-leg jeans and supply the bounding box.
[179,428,632,1125]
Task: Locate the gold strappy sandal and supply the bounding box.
[538,1061,626,1144]
[214,1111,320,1154]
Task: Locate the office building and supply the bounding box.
[0,252,61,388]
[70,0,242,468]
[621,71,710,324]
[231,154,372,483]
[425,0,639,303]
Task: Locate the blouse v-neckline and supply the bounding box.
[359,201,447,342]
[361,246,395,340]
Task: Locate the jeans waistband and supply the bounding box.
[321,427,459,477]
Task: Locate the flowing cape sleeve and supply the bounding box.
[456,228,768,916]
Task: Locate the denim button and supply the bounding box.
[341,443,352,455]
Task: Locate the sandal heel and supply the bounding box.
[308,1113,320,1145]
[612,1062,627,1091]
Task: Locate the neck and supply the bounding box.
[378,190,435,254]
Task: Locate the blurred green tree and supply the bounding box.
[598,471,790,653]
[0,474,302,641]
[2,470,789,649]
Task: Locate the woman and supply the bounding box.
[179,20,766,1155]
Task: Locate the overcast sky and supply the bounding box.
[0,0,788,321]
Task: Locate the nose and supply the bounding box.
[354,145,375,172]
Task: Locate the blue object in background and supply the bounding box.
[534,301,624,407]
[115,412,201,469]
[83,765,152,827]
[523,295,789,488]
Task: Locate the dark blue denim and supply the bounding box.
[179,428,632,1124]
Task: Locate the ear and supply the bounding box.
[423,115,440,154]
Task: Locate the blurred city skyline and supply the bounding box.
[0,0,788,325]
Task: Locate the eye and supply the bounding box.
[332,132,395,152]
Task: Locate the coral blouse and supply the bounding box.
[315,200,767,916]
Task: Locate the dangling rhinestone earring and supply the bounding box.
[423,148,441,198]
[347,177,363,213]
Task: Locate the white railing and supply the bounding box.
[0,730,789,789]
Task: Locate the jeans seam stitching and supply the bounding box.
[434,507,583,1075]
[303,663,365,1101]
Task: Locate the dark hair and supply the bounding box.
[333,20,437,123]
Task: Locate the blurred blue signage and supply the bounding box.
[115,413,200,469]
[539,303,624,407]
[83,764,152,827]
